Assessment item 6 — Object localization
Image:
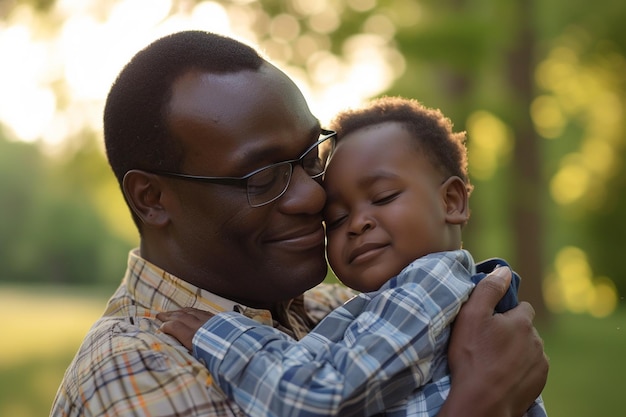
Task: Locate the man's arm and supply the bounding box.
[440,267,549,417]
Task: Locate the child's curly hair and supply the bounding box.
[330,96,473,196]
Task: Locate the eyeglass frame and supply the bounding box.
[142,129,337,207]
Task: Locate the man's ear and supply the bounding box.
[441,176,470,225]
[123,170,170,227]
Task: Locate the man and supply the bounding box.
[50,30,547,417]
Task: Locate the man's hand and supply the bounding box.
[441,267,549,417]
[157,308,215,351]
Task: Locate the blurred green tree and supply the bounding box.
[0,133,133,286]
[1,0,624,318]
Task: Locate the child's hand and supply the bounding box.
[157,308,215,351]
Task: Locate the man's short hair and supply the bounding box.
[104,31,263,186]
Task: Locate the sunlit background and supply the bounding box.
[0,0,401,150]
[1,0,625,416]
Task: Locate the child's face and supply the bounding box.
[323,122,467,292]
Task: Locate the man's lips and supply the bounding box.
[265,226,325,250]
[349,242,389,264]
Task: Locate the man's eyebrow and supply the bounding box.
[300,122,323,147]
[238,143,284,166]
[309,122,323,140]
[235,123,323,171]
[282,122,325,154]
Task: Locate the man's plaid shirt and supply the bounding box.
[49,249,354,417]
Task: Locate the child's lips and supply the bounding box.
[349,242,389,264]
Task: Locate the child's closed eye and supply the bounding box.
[372,191,401,205]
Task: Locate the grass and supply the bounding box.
[0,285,110,417]
[540,310,626,417]
[1,285,624,417]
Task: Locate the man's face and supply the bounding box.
[323,122,455,292]
[160,63,328,308]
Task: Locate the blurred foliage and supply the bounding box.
[309,0,626,314]
[0,0,624,318]
[0,132,134,285]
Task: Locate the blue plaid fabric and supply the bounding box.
[193,250,546,417]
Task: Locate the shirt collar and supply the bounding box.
[125,249,311,337]
[126,248,239,315]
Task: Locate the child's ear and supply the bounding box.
[441,176,470,225]
[123,170,170,227]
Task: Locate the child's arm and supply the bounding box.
[160,297,436,417]
[160,250,475,417]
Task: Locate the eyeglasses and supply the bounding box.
[146,129,336,207]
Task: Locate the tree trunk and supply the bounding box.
[507,0,549,321]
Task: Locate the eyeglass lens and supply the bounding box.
[247,164,292,206]
[246,135,334,207]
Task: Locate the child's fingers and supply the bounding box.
[159,320,196,351]
[178,307,216,322]
[156,309,213,352]
[157,309,214,326]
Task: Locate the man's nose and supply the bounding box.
[276,165,326,215]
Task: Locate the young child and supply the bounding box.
[158,97,546,417]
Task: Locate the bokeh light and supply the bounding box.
[544,246,618,317]
[466,110,514,180]
[0,0,401,154]
[535,28,625,211]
